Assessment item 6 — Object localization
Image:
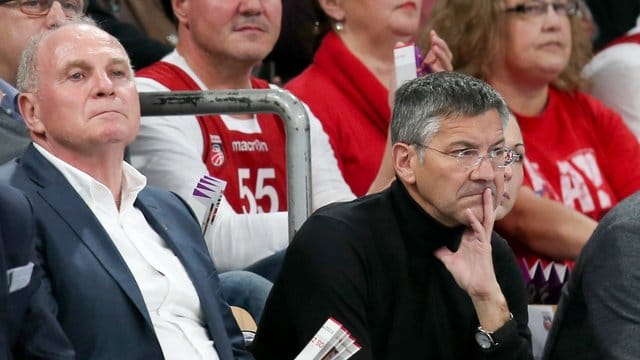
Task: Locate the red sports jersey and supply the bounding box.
[137,63,287,214]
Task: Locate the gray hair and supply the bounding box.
[390,72,510,160]
[17,16,98,94]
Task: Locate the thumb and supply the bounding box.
[434,246,452,263]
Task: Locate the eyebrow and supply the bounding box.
[446,138,506,149]
[59,57,131,75]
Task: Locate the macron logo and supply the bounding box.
[232,140,269,152]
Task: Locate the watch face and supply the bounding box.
[475,331,494,350]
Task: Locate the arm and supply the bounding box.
[495,186,597,261]
[435,189,532,359]
[251,215,373,360]
[131,78,289,271]
[582,202,640,359]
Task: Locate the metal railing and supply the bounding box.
[139,88,311,241]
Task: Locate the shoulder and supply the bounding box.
[0,183,29,216]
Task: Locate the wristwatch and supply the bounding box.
[474,312,514,350]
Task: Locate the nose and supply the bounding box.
[542,2,564,28]
[239,0,263,15]
[470,156,497,182]
[44,1,68,28]
[93,72,116,98]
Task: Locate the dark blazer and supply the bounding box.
[1,145,252,360]
[0,110,29,165]
[0,182,72,359]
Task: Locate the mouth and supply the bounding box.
[397,1,417,10]
[234,23,266,33]
[92,110,124,119]
[502,192,511,201]
[539,41,564,50]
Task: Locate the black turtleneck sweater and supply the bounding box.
[251,181,532,359]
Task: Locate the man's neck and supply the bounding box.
[40,142,126,206]
[176,41,254,90]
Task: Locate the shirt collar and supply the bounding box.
[33,143,147,212]
[389,179,465,254]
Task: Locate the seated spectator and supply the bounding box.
[497,114,526,220]
[0,183,73,359]
[582,0,640,138]
[1,21,252,359]
[543,190,640,359]
[285,0,452,197]
[252,72,532,359]
[131,0,357,279]
[423,0,640,303]
[87,0,173,70]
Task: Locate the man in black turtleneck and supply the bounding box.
[252,72,532,360]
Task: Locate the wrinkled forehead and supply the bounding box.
[38,24,127,64]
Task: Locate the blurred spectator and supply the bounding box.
[582,0,640,138]
[87,0,173,69]
[496,114,526,220]
[423,0,640,304]
[286,0,452,196]
[0,0,88,163]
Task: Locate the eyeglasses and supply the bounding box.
[0,0,86,17]
[510,151,523,164]
[414,144,516,169]
[504,1,579,18]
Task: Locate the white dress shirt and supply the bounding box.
[130,50,356,271]
[35,144,220,360]
[583,15,640,139]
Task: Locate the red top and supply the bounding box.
[603,32,640,49]
[286,32,391,196]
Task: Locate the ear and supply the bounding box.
[18,93,45,135]
[318,0,346,22]
[392,143,417,185]
[172,0,189,25]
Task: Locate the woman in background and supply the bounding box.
[286,0,452,196]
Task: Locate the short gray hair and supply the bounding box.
[17,16,97,94]
[390,72,509,153]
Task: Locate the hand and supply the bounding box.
[422,30,453,73]
[434,188,500,299]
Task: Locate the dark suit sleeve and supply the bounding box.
[13,260,75,359]
[581,211,640,358]
[1,186,74,359]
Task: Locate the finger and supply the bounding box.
[422,49,436,66]
[430,47,453,72]
[434,246,453,263]
[430,30,454,60]
[436,48,453,71]
[465,208,485,240]
[482,188,496,233]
